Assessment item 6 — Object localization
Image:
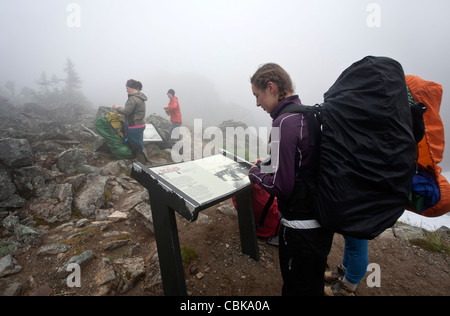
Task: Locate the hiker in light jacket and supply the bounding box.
[113,79,147,162]
[248,63,334,296]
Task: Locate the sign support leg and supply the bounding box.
[234,186,260,261]
[149,193,187,296]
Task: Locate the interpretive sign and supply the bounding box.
[131,150,258,296]
[147,152,251,215]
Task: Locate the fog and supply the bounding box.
[1,0,450,169]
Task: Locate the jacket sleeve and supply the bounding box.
[118,96,137,117]
[249,115,300,200]
[166,98,178,111]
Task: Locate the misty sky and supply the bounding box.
[1,0,450,169]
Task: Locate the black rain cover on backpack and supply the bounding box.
[315,56,416,240]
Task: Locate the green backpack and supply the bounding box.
[96,113,133,159]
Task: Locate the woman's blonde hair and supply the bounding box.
[250,63,294,101]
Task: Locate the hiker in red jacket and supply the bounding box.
[164,89,182,141]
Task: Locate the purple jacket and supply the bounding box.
[249,95,318,205]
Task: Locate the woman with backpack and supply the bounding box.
[248,63,334,296]
[113,79,148,163]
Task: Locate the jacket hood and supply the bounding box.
[129,91,148,102]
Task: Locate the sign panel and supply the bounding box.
[148,151,251,208]
[143,124,163,142]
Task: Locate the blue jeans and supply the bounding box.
[342,236,369,284]
[127,126,145,153]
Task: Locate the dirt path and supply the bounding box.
[180,205,449,296]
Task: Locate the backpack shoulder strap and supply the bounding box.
[275,102,310,118]
[274,103,321,147]
[258,195,275,227]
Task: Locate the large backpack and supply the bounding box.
[96,113,134,160]
[283,56,417,240]
[105,112,128,140]
[406,75,450,217]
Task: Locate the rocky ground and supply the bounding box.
[0,100,449,296]
[1,195,449,297]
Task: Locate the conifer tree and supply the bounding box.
[35,71,50,96]
[64,58,82,94]
[50,74,62,93]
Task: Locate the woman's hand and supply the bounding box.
[249,158,263,173]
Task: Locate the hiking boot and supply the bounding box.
[324,280,356,297]
[324,264,346,284]
[142,149,151,163]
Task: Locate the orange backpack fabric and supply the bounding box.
[406,75,450,217]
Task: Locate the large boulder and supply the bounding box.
[0,167,25,210]
[145,114,172,149]
[56,148,96,175]
[0,169,16,202]
[74,175,108,218]
[12,165,59,199]
[0,138,33,168]
[26,182,73,223]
